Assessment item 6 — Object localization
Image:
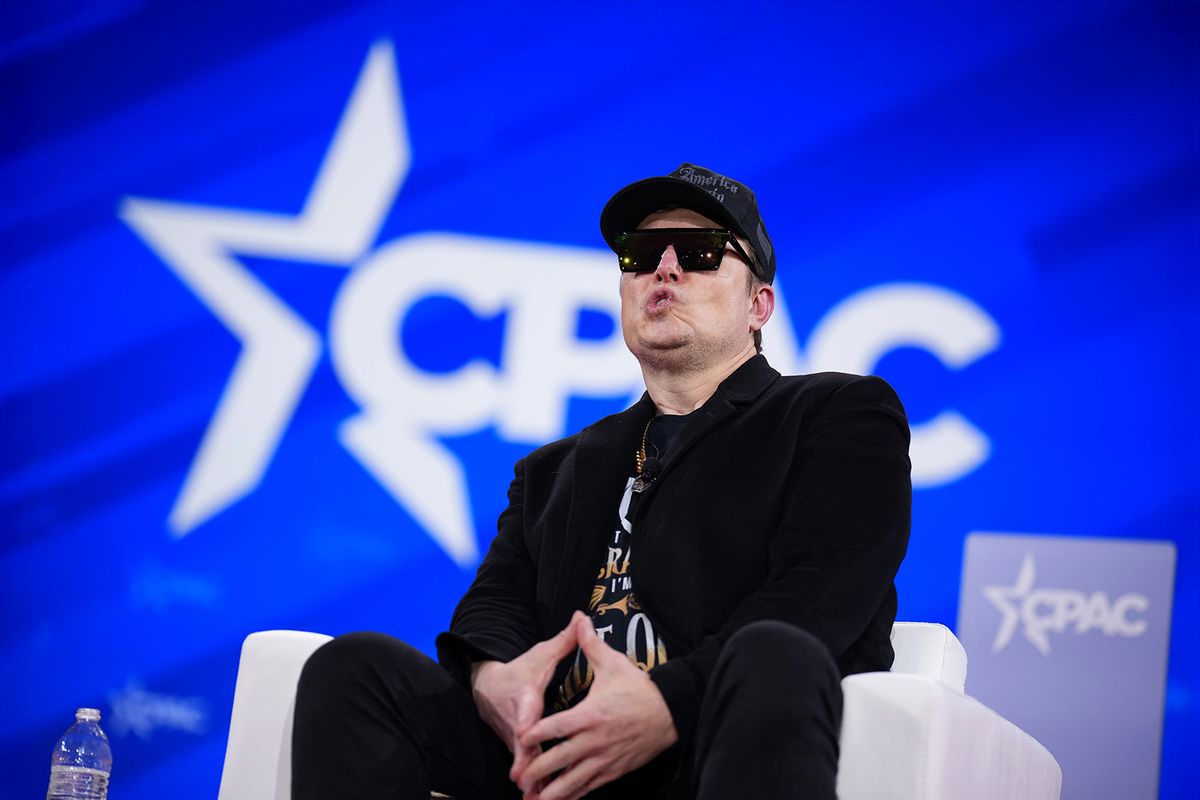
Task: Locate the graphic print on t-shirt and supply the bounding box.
[552,476,668,711]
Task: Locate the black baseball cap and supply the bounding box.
[600,162,775,284]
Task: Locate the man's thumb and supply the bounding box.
[538,611,585,659]
[575,614,613,664]
[513,694,540,730]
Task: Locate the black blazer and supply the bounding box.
[436,355,912,742]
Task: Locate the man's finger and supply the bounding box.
[575,616,623,670]
[537,755,605,800]
[519,706,588,748]
[571,611,595,638]
[518,734,590,794]
[513,692,543,727]
[535,613,580,652]
[529,612,586,663]
[509,740,539,784]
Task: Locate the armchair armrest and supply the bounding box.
[218,631,332,800]
[837,672,1061,800]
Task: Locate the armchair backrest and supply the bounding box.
[889,622,968,693]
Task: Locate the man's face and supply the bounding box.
[618,208,773,369]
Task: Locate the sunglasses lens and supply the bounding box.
[615,231,731,272]
[616,236,664,272]
[673,232,726,271]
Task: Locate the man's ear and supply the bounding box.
[749,283,775,332]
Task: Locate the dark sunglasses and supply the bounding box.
[613,228,758,275]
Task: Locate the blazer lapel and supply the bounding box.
[636,355,781,506]
[547,357,780,621]
[549,395,655,628]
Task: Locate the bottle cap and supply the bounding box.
[76,708,101,721]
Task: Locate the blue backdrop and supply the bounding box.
[2,1,1196,797]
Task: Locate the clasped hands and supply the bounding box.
[470,611,679,800]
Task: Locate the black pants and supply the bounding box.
[292,620,842,799]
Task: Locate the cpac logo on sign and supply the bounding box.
[984,553,1150,655]
[121,42,999,567]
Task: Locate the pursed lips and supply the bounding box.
[644,288,677,315]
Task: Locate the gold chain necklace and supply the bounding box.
[633,418,653,492]
[635,419,652,474]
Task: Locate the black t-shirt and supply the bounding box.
[549,413,690,711]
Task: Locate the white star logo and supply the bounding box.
[982,552,1044,654]
[118,42,482,559]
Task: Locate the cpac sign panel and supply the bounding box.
[123,42,1000,567]
[959,533,1176,800]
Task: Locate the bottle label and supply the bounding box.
[51,766,109,779]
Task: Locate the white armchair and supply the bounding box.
[217,623,1060,800]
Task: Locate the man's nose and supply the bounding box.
[654,245,682,282]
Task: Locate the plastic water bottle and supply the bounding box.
[46,707,112,799]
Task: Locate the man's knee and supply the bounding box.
[697,621,843,764]
[719,620,840,690]
[298,631,430,700]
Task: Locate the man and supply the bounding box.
[293,163,911,800]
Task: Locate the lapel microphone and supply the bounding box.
[641,456,661,482]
